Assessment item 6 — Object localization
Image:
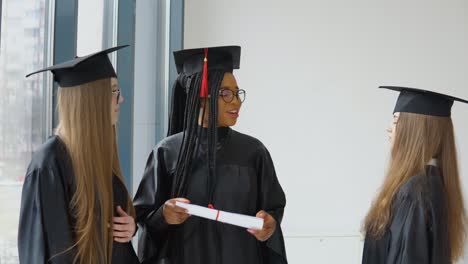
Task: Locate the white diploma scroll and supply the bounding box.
[175,202,264,230]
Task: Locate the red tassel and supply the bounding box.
[208,203,214,209]
[200,48,209,98]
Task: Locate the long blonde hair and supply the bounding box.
[56,78,135,264]
[363,112,467,261]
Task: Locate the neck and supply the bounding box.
[198,126,231,143]
[198,112,221,128]
[428,158,438,167]
[55,125,67,138]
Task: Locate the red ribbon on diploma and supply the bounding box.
[208,203,220,221]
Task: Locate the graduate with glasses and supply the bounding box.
[362,86,468,264]
[18,46,139,264]
[134,46,287,264]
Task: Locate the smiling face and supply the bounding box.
[199,72,243,127]
[217,72,242,127]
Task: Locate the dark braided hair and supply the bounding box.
[167,69,226,200]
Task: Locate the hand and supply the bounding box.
[113,206,136,243]
[163,198,191,225]
[247,210,276,242]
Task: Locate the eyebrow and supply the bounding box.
[219,86,239,91]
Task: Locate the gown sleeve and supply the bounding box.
[133,147,172,263]
[256,145,288,264]
[18,167,75,264]
[386,187,450,264]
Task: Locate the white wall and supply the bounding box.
[184,0,468,263]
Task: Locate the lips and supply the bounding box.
[226,109,239,117]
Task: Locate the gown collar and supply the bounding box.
[198,126,231,143]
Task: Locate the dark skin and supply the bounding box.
[164,72,276,241]
[198,72,242,127]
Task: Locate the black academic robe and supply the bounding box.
[18,135,140,264]
[362,165,451,264]
[134,127,288,264]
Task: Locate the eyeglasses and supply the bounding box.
[219,89,246,103]
[112,89,121,104]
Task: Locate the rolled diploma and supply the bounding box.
[175,201,264,230]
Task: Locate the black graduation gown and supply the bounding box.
[134,127,287,264]
[362,165,451,264]
[18,135,140,264]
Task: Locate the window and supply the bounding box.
[77,0,104,55]
[0,0,52,263]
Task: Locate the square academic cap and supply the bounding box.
[173,45,241,98]
[380,86,468,117]
[173,46,241,75]
[26,45,128,87]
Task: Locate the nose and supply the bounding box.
[231,95,241,106]
[119,94,124,104]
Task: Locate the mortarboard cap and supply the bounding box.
[173,46,241,75]
[173,45,241,98]
[26,45,128,87]
[380,86,468,117]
